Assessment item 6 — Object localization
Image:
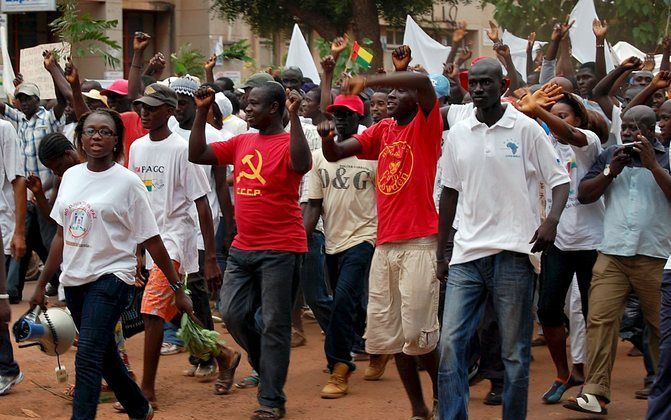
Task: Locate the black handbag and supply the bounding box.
[120,286,145,339]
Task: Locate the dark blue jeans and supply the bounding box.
[0,325,19,377]
[300,231,332,333]
[647,269,671,419]
[65,274,149,420]
[439,251,535,420]
[324,242,374,371]
[219,247,302,409]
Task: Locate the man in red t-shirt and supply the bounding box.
[188,82,310,420]
[318,69,443,420]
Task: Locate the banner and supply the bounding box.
[402,15,451,76]
[568,0,615,71]
[20,42,70,100]
[285,24,320,85]
[1,0,56,12]
[0,14,12,98]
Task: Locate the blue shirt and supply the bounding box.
[581,141,671,259]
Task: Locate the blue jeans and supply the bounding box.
[438,251,534,420]
[64,274,149,420]
[647,269,671,419]
[324,242,374,371]
[163,322,183,346]
[300,231,332,333]
[219,247,302,409]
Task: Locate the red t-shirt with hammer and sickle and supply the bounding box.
[211,132,308,253]
[354,101,443,245]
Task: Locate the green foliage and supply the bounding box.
[170,44,206,78]
[50,0,121,68]
[177,313,224,361]
[220,40,255,64]
[479,0,668,52]
[315,36,372,77]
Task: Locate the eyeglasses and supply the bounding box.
[82,127,116,138]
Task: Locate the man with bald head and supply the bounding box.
[281,67,304,93]
[564,105,671,416]
[436,58,570,419]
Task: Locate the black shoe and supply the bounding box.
[9,296,20,304]
[484,381,503,406]
[635,385,650,400]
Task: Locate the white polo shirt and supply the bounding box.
[441,104,569,268]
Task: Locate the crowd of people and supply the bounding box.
[0,15,670,420]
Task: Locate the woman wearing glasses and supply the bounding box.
[30,108,193,420]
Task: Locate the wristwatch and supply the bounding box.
[0,294,9,300]
[603,164,616,179]
[169,281,184,292]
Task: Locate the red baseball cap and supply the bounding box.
[101,79,129,96]
[326,95,364,116]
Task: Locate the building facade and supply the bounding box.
[3,0,495,83]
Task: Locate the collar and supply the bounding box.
[467,103,518,130]
[21,106,47,121]
[651,139,667,153]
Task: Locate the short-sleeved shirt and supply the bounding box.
[546,128,604,251]
[581,140,671,259]
[354,101,443,245]
[52,163,159,287]
[129,133,210,274]
[441,104,570,267]
[121,111,148,168]
[307,149,377,254]
[211,131,307,253]
[0,121,22,254]
[3,105,63,193]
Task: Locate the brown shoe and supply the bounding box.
[364,354,392,381]
[291,329,307,348]
[320,363,351,399]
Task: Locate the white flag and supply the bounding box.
[501,30,547,82]
[285,24,320,85]
[402,15,451,75]
[568,0,615,71]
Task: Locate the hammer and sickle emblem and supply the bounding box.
[236,149,266,185]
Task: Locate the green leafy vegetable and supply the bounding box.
[176,313,225,361]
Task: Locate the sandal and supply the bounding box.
[563,393,607,415]
[236,372,260,389]
[250,406,286,419]
[542,374,583,404]
[214,352,241,395]
[114,401,158,413]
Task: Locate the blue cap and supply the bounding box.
[429,74,450,99]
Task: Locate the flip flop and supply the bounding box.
[214,352,241,395]
[250,406,285,419]
[563,393,607,415]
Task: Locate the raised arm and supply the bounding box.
[128,32,152,102]
[662,36,670,72]
[557,37,575,78]
[623,70,671,114]
[447,20,468,65]
[526,32,537,81]
[189,87,220,165]
[204,54,216,84]
[343,70,436,116]
[592,19,608,82]
[64,58,90,120]
[592,56,642,116]
[286,89,311,174]
[494,43,521,95]
[391,45,412,72]
[43,50,69,120]
[144,52,166,80]
[317,116,362,162]
[319,55,336,113]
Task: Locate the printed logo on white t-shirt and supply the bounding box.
[64,201,97,244]
[503,139,520,158]
[134,165,166,192]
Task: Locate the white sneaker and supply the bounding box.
[0,372,24,395]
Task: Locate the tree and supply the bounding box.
[480,0,667,52]
[211,0,460,71]
[50,0,122,68]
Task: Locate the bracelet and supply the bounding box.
[0,294,9,300]
[596,44,604,48]
[436,258,446,263]
[131,64,143,69]
[169,281,184,292]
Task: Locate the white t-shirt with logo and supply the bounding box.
[307,150,377,254]
[0,120,22,254]
[129,132,210,274]
[171,123,233,250]
[545,128,604,251]
[441,104,570,269]
[51,163,160,286]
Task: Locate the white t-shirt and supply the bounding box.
[223,114,248,136]
[546,129,604,251]
[0,121,22,254]
[129,132,210,274]
[664,255,671,270]
[171,122,233,250]
[441,104,570,269]
[609,105,623,147]
[307,150,377,254]
[52,163,159,286]
[61,122,76,144]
